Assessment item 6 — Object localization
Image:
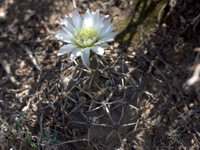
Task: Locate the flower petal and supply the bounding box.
[55,30,73,43]
[82,10,93,28]
[60,15,75,35]
[91,10,99,28]
[106,26,115,33]
[81,48,90,66]
[61,15,73,25]
[100,42,109,48]
[56,30,84,46]
[72,39,84,47]
[58,44,79,56]
[62,26,74,37]
[96,15,109,35]
[70,48,82,60]
[60,16,75,31]
[73,8,82,29]
[101,37,114,43]
[91,46,105,55]
[100,17,111,34]
[99,31,118,41]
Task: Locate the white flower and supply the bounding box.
[55,8,118,66]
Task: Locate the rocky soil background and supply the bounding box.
[0,0,200,149]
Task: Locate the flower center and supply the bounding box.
[75,27,98,47]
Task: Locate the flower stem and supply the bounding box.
[89,50,99,82]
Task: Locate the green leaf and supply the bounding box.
[1,122,8,127]
[25,130,28,140]
[6,130,15,138]
[14,119,21,131]
[51,131,58,140]
[42,131,46,138]
[16,123,22,131]
[15,120,20,123]
[53,140,61,144]
[19,111,25,119]
[27,139,38,148]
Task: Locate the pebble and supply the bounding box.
[189,103,194,108]
[16,103,22,109]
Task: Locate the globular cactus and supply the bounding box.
[56,56,151,150]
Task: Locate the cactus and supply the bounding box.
[52,54,153,150]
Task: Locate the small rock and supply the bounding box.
[16,103,22,109]
[189,103,194,108]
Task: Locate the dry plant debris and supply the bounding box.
[0,0,200,150]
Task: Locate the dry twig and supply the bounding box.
[0,57,20,86]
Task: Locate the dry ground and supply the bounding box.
[0,0,200,150]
